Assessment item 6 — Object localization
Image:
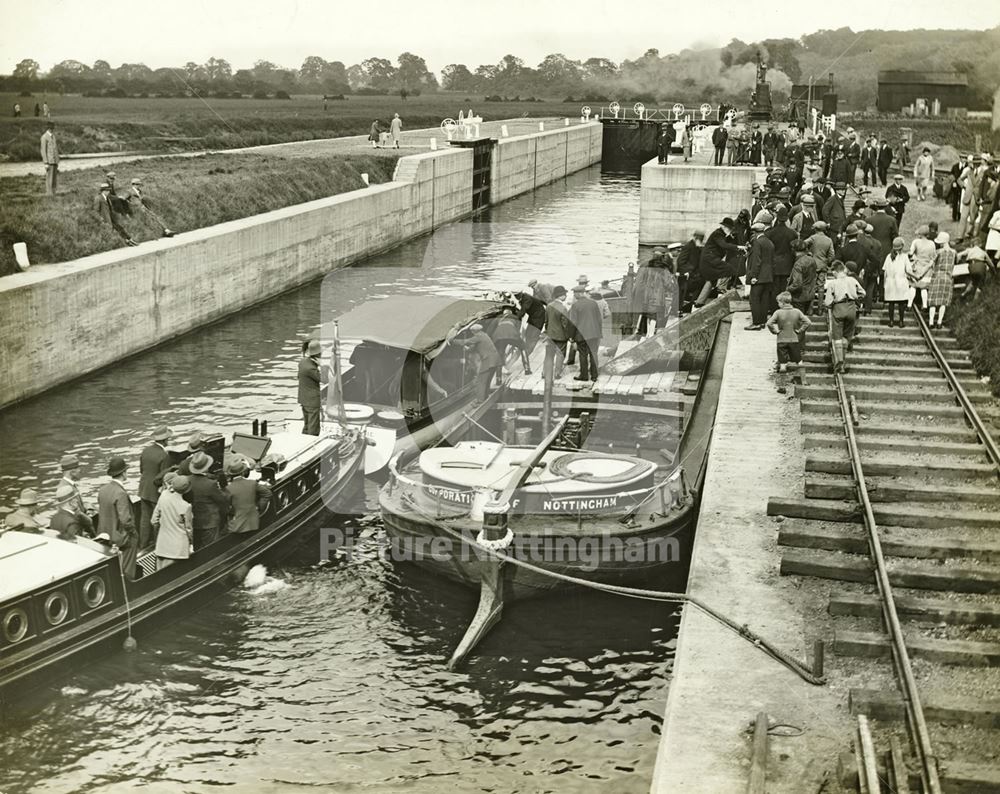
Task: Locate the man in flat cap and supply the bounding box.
[58,453,88,517]
[95,182,138,246]
[129,177,175,238]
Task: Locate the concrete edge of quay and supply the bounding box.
[651,314,851,793]
[0,122,602,410]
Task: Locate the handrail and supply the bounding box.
[827,309,942,794]
[912,306,1000,475]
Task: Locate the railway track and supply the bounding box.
[766,303,1000,793]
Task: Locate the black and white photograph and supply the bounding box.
[1,2,1000,791]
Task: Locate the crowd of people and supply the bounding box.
[3,429,274,579]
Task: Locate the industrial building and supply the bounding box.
[876,70,969,114]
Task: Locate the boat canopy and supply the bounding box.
[0,531,111,602]
[336,297,499,356]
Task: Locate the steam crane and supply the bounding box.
[748,51,773,122]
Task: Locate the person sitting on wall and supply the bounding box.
[95,183,137,246]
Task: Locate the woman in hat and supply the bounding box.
[368,119,382,149]
[906,226,936,310]
[927,232,956,329]
[4,488,43,531]
[153,473,194,569]
[882,237,911,328]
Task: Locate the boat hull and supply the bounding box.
[0,438,365,705]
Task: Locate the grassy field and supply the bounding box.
[0,152,398,275]
[0,93,583,161]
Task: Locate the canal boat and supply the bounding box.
[0,424,366,702]
[378,307,732,664]
[331,295,507,474]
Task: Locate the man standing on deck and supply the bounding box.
[139,425,173,550]
[98,457,137,579]
[58,453,88,517]
[514,291,546,355]
[569,287,603,382]
[298,339,328,436]
[528,278,554,303]
[543,286,571,381]
[185,452,231,550]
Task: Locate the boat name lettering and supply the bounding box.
[542,495,619,512]
[427,485,473,504]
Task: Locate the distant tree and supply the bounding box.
[581,57,618,81]
[204,57,232,85]
[49,59,91,80]
[396,52,437,92]
[299,55,328,90]
[536,53,583,95]
[360,57,396,91]
[441,63,475,91]
[92,59,113,81]
[346,63,366,90]
[13,58,39,81]
[233,68,255,95]
[321,60,349,93]
[473,63,498,91]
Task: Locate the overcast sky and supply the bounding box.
[2,0,998,75]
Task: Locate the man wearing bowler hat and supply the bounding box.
[139,425,173,550]
[99,456,138,578]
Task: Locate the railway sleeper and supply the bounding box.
[804,474,1000,504]
[798,383,993,405]
[799,397,968,419]
[803,433,986,457]
[838,753,1000,794]
[779,523,1000,563]
[769,497,1000,529]
[804,454,997,483]
[834,629,1000,666]
[779,547,1000,593]
[830,592,1000,627]
[801,417,983,442]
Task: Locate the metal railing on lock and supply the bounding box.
[826,309,943,794]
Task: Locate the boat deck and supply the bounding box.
[502,335,701,405]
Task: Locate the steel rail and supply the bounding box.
[826,310,942,794]
[911,306,1000,474]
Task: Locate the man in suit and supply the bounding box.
[139,425,173,550]
[569,287,604,382]
[822,183,849,241]
[885,174,911,227]
[298,339,328,436]
[766,207,798,295]
[750,124,763,165]
[712,124,728,166]
[49,484,94,542]
[845,134,861,186]
[859,138,877,187]
[868,198,899,265]
[657,123,675,164]
[746,222,775,329]
[837,224,876,313]
[98,457,138,579]
[184,451,230,550]
[543,285,571,380]
[58,453,88,518]
[40,121,58,195]
[876,139,894,187]
[95,183,137,245]
[226,458,272,534]
[762,126,780,166]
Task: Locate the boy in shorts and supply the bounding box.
[766,291,812,372]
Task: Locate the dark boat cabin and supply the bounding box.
[336,296,503,422]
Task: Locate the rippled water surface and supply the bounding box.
[0,165,682,792]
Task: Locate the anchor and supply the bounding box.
[447,414,570,669]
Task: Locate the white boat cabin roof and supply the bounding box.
[0,531,111,602]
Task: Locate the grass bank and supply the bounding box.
[0,93,579,161]
[950,278,1000,397]
[0,152,398,275]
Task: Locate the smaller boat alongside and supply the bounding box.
[0,423,365,702]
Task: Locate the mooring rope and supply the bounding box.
[404,499,826,685]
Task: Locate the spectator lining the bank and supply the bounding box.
[882,237,910,328]
[927,232,956,329]
[95,183,137,246]
[40,121,58,196]
[368,119,381,149]
[390,113,403,149]
[914,148,935,201]
[129,178,175,237]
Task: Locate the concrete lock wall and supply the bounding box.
[638,162,765,246]
[0,123,603,409]
[491,121,602,204]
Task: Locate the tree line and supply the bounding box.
[3,27,998,108]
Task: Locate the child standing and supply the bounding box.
[766,291,812,373]
[927,232,956,329]
[882,237,911,327]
